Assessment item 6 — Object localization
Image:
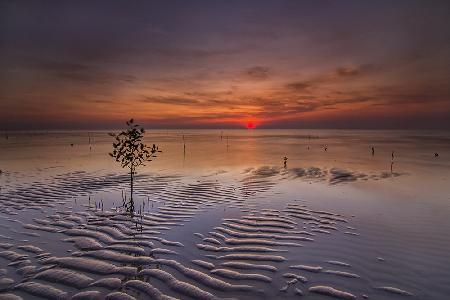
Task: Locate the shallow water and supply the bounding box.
[0,129,449,299]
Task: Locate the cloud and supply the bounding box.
[26,58,137,85]
[152,47,245,60]
[56,71,136,84]
[1,0,449,129]
[243,66,271,80]
[335,67,360,77]
[286,64,380,92]
[285,82,312,91]
[334,64,378,77]
[141,96,200,105]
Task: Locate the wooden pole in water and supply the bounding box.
[183,134,186,157]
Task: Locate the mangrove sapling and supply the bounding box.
[109,119,161,214]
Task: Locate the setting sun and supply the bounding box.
[244,118,261,129]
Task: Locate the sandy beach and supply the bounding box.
[0,130,449,299]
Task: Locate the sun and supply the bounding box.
[241,118,260,129]
[246,121,256,129]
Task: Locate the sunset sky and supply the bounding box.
[1,1,449,129]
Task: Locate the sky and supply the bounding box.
[1,0,449,129]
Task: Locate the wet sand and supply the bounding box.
[0,129,449,299]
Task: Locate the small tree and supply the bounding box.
[109,119,160,214]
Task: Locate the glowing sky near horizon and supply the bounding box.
[1,1,449,129]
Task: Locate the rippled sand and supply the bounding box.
[1,130,449,299]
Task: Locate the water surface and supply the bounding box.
[0,129,449,299]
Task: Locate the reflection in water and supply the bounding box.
[0,130,449,299]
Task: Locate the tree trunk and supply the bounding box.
[130,168,134,214]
